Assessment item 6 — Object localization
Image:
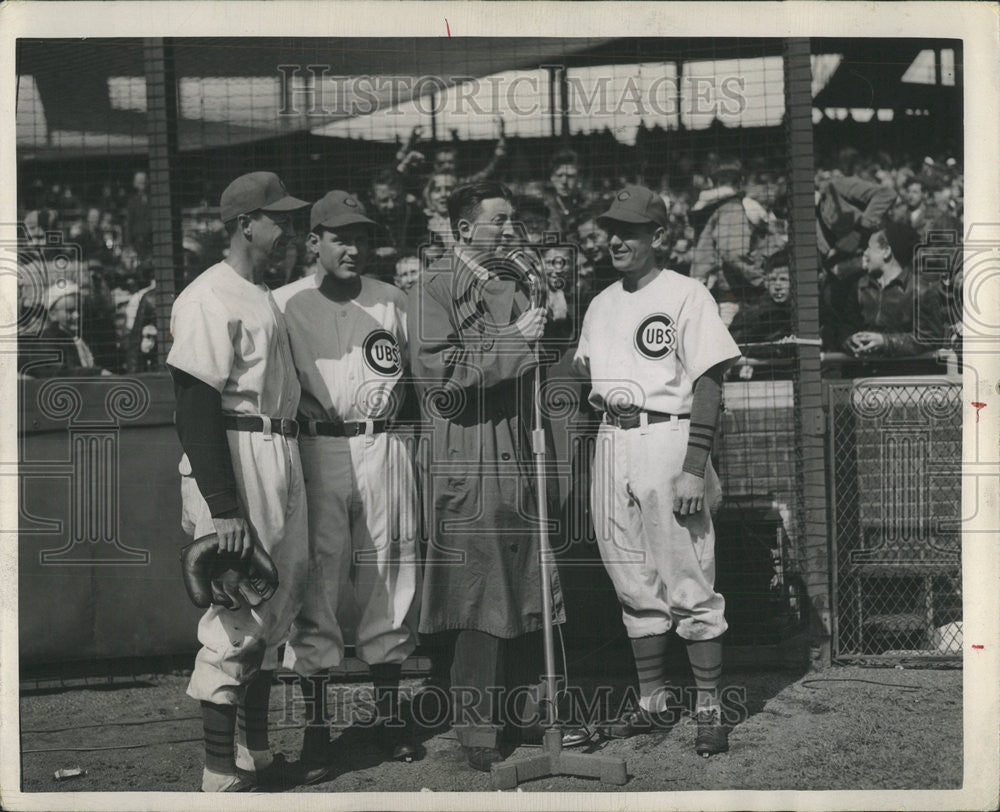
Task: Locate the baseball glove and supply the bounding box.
[180,536,279,610]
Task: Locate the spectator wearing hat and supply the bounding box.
[18,280,111,378]
[690,159,770,326]
[841,222,945,358]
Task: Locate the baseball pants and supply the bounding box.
[590,417,727,640]
[182,430,309,705]
[283,431,419,675]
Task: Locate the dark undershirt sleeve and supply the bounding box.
[682,364,725,478]
[169,364,241,518]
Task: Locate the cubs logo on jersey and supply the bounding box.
[363,329,402,376]
[634,313,675,360]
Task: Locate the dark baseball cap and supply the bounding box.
[882,220,920,268]
[219,172,308,223]
[310,190,376,231]
[597,185,668,229]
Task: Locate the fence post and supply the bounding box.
[784,38,832,668]
[143,38,182,368]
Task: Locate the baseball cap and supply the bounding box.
[219,172,308,223]
[597,185,668,229]
[310,190,376,232]
[882,221,920,268]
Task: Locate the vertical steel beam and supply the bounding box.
[784,38,832,668]
[143,38,182,367]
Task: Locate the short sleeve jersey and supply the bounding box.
[272,274,408,422]
[574,269,740,414]
[166,261,300,419]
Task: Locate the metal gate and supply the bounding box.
[828,376,962,661]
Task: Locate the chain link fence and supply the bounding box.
[828,377,962,661]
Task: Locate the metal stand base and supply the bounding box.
[491,729,627,789]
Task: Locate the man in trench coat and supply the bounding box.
[408,180,566,772]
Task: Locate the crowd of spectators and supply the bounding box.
[17,135,964,381]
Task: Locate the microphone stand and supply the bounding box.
[490,262,627,790]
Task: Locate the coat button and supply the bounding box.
[509,544,518,552]
[501,452,511,461]
[481,338,494,351]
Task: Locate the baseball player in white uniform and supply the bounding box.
[167,171,310,791]
[273,190,420,775]
[573,185,740,756]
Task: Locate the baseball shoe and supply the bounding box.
[463,745,504,772]
[694,707,728,756]
[373,718,419,762]
[200,769,258,792]
[235,753,292,790]
[595,706,675,739]
[292,725,337,786]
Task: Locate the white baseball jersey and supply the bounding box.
[574,269,740,414]
[271,274,407,422]
[272,271,418,674]
[167,260,308,712]
[167,261,300,419]
[576,267,737,642]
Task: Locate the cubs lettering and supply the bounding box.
[363,329,402,375]
[634,313,675,360]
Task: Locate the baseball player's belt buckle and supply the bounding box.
[279,417,299,439]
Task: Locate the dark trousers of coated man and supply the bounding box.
[431,629,544,749]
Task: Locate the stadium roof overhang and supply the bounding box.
[811,38,962,109]
[17,37,961,159]
[18,37,618,157]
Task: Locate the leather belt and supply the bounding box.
[222,415,299,438]
[603,410,691,430]
[299,418,390,437]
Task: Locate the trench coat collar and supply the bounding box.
[434,245,520,331]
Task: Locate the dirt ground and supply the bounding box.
[16,664,961,795]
